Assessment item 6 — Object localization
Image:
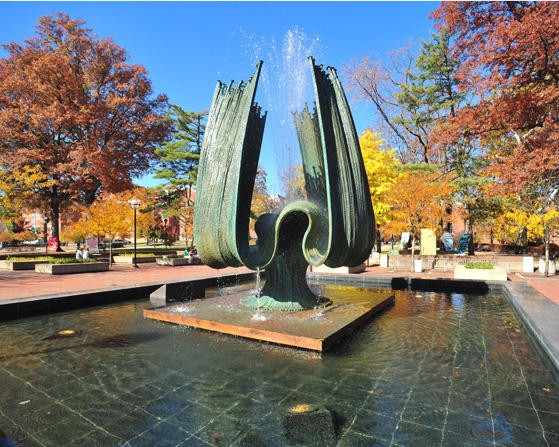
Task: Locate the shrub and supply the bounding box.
[7,256,50,262]
[13,231,37,242]
[464,262,494,270]
[119,253,155,257]
[0,231,37,244]
[48,257,93,264]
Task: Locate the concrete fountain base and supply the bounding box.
[144,290,394,351]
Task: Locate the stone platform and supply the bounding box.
[144,290,394,351]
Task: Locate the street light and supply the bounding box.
[129,199,141,268]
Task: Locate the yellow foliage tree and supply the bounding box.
[494,200,559,246]
[527,209,559,243]
[493,207,530,245]
[494,204,559,275]
[0,165,55,219]
[384,167,455,269]
[359,130,401,226]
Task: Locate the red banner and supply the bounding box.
[47,236,58,253]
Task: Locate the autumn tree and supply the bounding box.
[154,106,206,245]
[69,192,130,266]
[0,13,170,250]
[385,165,455,269]
[432,2,559,196]
[0,166,54,222]
[513,180,559,274]
[359,129,400,226]
[493,193,559,275]
[432,2,559,268]
[69,189,155,266]
[344,30,467,168]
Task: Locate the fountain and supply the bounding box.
[144,58,394,350]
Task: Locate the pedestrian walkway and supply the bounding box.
[510,272,559,306]
[2,261,559,307]
[0,263,252,303]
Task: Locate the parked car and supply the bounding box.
[112,239,131,245]
[22,238,44,245]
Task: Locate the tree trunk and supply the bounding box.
[50,191,63,252]
[544,225,550,277]
[108,237,113,269]
[411,235,416,272]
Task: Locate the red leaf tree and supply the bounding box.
[0,13,171,248]
[432,2,559,194]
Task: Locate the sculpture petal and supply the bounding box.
[194,62,266,268]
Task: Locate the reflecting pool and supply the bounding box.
[0,286,558,446]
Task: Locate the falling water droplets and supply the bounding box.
[255,266,262,300]
[238,26,323,198]
[252,267,267,321]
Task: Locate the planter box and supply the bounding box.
[454,265,508,281]
[0,260,49,270]
[35,262,109,275]
[313,262,366,274]
[156,257,191,266]
[113,256,156,264]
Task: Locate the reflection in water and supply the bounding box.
[0,286,557,446]
[0,332,164,361]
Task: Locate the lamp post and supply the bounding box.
[129,199,141,268]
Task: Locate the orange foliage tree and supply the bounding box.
[68,189,156,265]
[385,166,455,269]
[0,13,170,249]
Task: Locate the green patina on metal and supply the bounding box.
[194,58,375,311]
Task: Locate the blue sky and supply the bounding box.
[0,1,439,193]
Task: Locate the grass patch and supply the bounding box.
[464,261,494,270]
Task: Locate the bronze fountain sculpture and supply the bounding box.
[194,57,375,311]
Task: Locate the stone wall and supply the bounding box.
[381,254,531,273]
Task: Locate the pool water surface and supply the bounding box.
[0,286,558,446]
